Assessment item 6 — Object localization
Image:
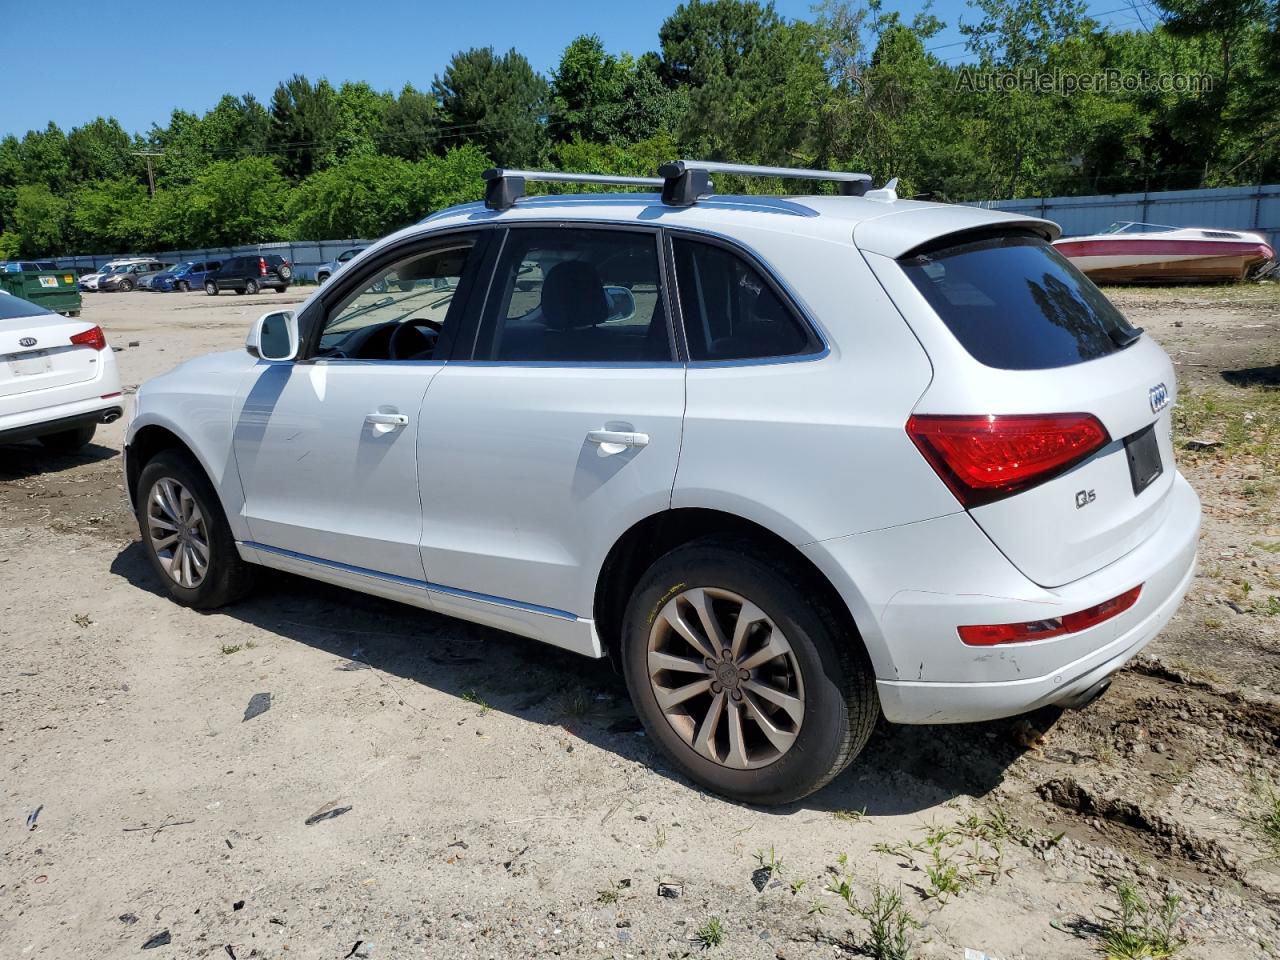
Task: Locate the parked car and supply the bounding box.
[316,247,365,285]
[101,260,172,292]
[151,260,222,293]
[205,255,293,295]
[0,290,122,451]
[124,161,1200,805]
[1,260,58,272]
[80,259,150,292]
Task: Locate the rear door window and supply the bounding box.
[899,233,1141,370]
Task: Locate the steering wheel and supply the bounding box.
[388,319,443,360]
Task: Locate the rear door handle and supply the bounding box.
[365,412,409,427]
[587,429,649,448]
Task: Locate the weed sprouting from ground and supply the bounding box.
[1248,779,1280,860]
[827,873,921,960]
[871,814,1009,902]
[461,689,490,714]
[694,916,725,948]
[834,806,868,823]
[1096,882,1186,960]
[220,643,242,655]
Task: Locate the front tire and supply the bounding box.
[38,423,96,452]
[119,278,134,292]
[621,539,878,805]
[136,450,251,609]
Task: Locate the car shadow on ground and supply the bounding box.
[109,540,1036,817]
[1222,364,1280,388]
[0,440,116,481]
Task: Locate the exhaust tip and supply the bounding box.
[101,411,121,424]
[1063,677,1112,711]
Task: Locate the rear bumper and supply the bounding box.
[873,474,1200,723]
[0,401,123,444]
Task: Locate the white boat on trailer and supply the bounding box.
[1053,222,1275,283]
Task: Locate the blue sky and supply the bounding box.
[1,0,1154,139]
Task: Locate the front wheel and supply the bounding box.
[205,282,218,296]
[119,278,134,292]
[136,450,251,609]
[621,539,878,805]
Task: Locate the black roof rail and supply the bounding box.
[482,168,664,211]
[658,160,873,206]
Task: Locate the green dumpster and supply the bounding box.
[0,267,82,316]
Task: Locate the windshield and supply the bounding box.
[900,233,1142,370]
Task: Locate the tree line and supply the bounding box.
[1,0,1277,259]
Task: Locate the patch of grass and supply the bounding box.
[834,806,868,823]
[1254,540,1280,554]
[789,877,808,895]
[755,845,785,877]
[650,824,668,850]
[461,689,491,714]
[827,875,920,960]
[220,643,242,655]
[1096,882,1186,960]
[1174,386,1280,466]
[694,916,725,949]
[1248,779,1280,860]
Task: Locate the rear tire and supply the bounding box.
[136,450,252,609]
[205,282,218,296]
[621,539,878,805]
[244,279,258,295]
[38,423,96,452]
[177,280,189,292]
[317,272,330,285]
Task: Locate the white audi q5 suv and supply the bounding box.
[123,162,1200,803]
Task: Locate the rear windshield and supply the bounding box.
[0,293,53,320]
[899,233,1141,370]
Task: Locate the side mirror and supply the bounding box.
[604,285,636,323]
[246,310,299,362]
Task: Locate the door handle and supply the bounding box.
[587,429,649,448]
[365,412,409,427]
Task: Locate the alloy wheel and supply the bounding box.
[146,477,210,588]
[646,587,805,770]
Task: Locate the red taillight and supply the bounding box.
[69,325,107,351]
[959,585,1142,646]
[906,413,1110,508]
[259,257,268,276]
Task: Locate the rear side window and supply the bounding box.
[671,238,815,361]
[899,234,1141,370]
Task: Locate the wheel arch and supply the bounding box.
[592,507,873,670]
[125,417,244,538]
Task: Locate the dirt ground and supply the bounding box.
[2,284,1278,960]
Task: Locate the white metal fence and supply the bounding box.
[50,239,373,281]
[976,184,1280,247]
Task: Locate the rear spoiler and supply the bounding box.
[853,205,1061,259]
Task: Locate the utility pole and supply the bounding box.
[131,150,163,196]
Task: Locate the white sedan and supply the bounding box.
[0,291,123,450]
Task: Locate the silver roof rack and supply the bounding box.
[483,168,664,211]
[481,160,875,211]
[658,160,873,206]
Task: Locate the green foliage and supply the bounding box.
[435,47,549,166]
[186,157,289,246]
[13,185,69,257]
[0,231,19,259]
[826,872,921,960]
[693,915,726,948]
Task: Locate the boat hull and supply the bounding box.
[1054,238,1274,283]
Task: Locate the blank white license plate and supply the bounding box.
[8,350,52,376]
